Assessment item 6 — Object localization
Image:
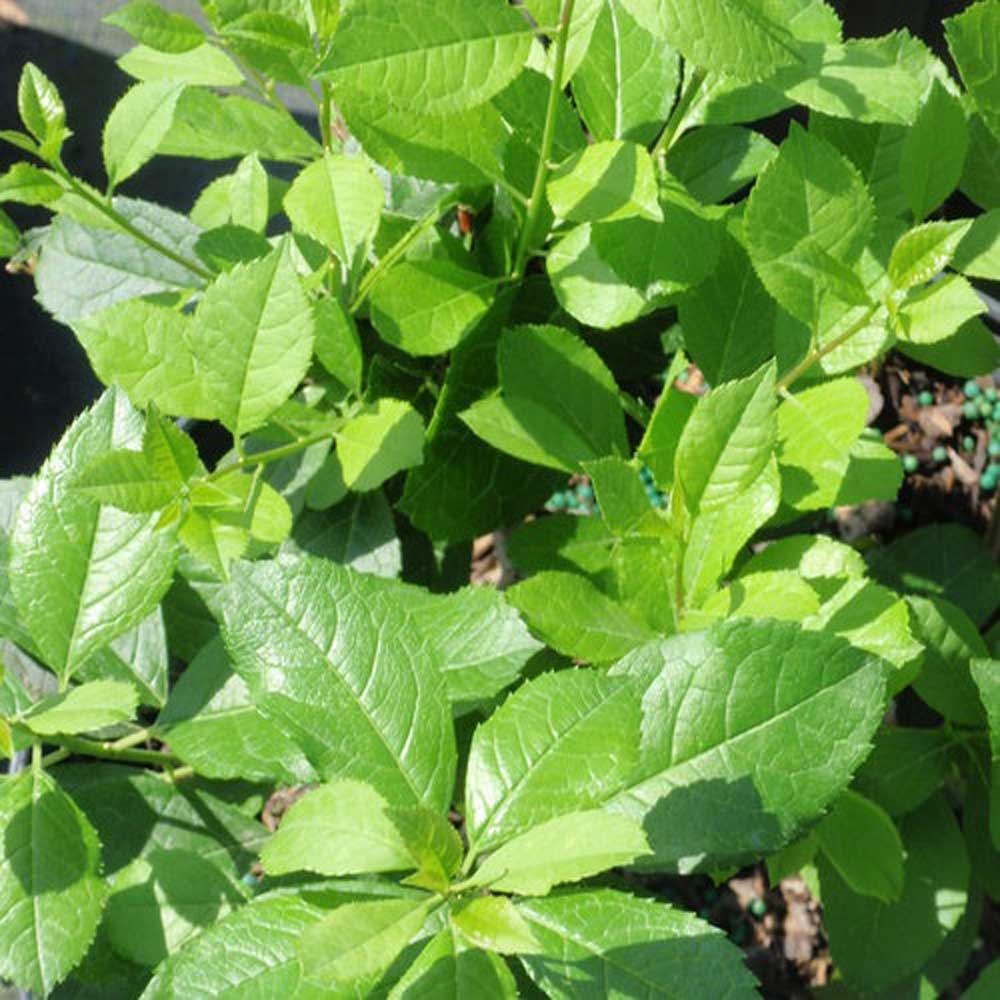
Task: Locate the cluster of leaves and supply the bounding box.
[0,0,1000,996]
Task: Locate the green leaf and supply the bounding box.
[667,125,778,203]
[964,114,1000,210]
[867,523,1000,627]
[636,355,698,487]
[745,123,874,325]
[887,219,973,289]
[571,0,680,146]
[142,894,337,998]
[953,208,1000,280]
[897,317,999,377]
[740,533,866,579]
[897,273,986,345]
[155,636,315,784]
[693,570,820,625]
[906,595,987,726]
[607,619,887,871]
[460,325,628,473]
[521,0,605,85]
[451,896,539,955]
[370,261,497,356]
[548,141,662,223]
[508,571,655,663]
[945,0,1000,141]
[465,670,641,855]
[0,769,108,995]
[143,407,204,484]
[469,811,650,896]
[0,162,63,206]
[389,928,518,998]
[620,0,805,80]
[852,725,953,818]
[17,62,67,156]
[314,297,363,395]
[74,449,178,513]
[819,794,969,994]
[584,457,653,535]
[20,680,138,736]
[221,11,316,85]
[776,377,869,510]
[675,361,776,517]
[517,889,756,998]
[0,207,18,255]
[177,508,250,581]
[103,80,185,191]
[321,0,534,115]
[284,152,384,267]
[816,789,905,903]
[10,388,177,680]
[972,659,1000,762]
[191,241,315,435]
[298,897,438,994]
[105,0,205,52]
[900,80,969,222]
[220,554,456,811]
[118,41,244,86]
[507,514,615,578]
[260,780,412,878]
[967,961,1000,1000]
[105,847,244,968]
[337,398,425,492]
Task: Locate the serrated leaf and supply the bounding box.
[284,152,384,267]
[953,209,1000,280]
[517,889,756,999]
[261,780,412,878]
[118,41,244,86]
[220,554,456,811]
[0,161,63,206]
[607,619,887,871]
[10,388,178,680]
[521,0,604,85]
[887,219,973,290]
[945,0,1000,141]
[20,680,138,736]
[190,241,315,435]
[314,296,363,395]
[507,514,615,578]
[370,261,497,356]
[143,408,203,484]
[106,847,245,968]
[469,811,650,896]
[0,769,108,995]
[105,1,205,53]
[17,62,67,156]
[740,533,866,579]
[636,356,698,487]
[667,125,778,203]
[74,449,178,512]
[548,141,662,223]
[460,325,628,472]
[971,659,1000,761]
[321,0,534,115]
[103,80,185,191]
[451,896,539,955]
[389,928,518,999]
[221,11,316,85]
[336,398,425,492]
[816,789,905,903]
[177,508,249,581]
[897,273,986,344]
[745,123,874,325]
[299,897,438,994]
[155,636,315,784]
[389,806,464,893]
[897,317,999,377]
[465,670,641,856]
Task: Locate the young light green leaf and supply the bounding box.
[583,456,653,535]
[105,0,205,53]
[10,388,178,680]
[298,897,437,994]
[572,0,680,146]
[220,554,456,811]
[103,80,185,191]
[20,679,138,736]
[0,162,63,205]
[953,209,1000,280]
[517,889,757,999]
[693,570,820,626]
[636,353,698,487]
[745,123,874,325]
[667,125,778,203]
[74,449,178,513]
[106,847,245,968]
[548,141,662,223]
[314,296,363,396]
[465,670,641,855]
[469,811,650,896]
[284,152,384,267]
[607,619,887,871]
[887,219,973,290]
[816,789,905,903]
[155,635,315,784]
[945,1,1000,141]
[508,571,655,663]
[177,508,250,581]
[321,0,534,115]
[389,928,518,999]
[142,407,204,485]
[451,896,539,955]
[0,769,108,996]
[460,325,628,472]
[900,80,969,222]
[897,274,987,344]
[370,261,497,356]
[220,11,316,85]
[740,533,867,580]
[521,0,604,85]
[336,398,425,492]
[191,240,315,435]
[260,780,412,878]
[118,41,245,86]
[17,62,67,156]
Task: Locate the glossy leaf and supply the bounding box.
[105,1,205,53]
[887,219,973,290]
[118,42,245,86]
[388,928,518,998]
[945,0,1000,141]
[20,680,137,736]
[103,80,185,191]
[897,274,986,345]
[337,398,425,492]
[450,896,539,955]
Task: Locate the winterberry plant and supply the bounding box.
[1,0,1000,996]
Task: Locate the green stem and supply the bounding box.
[40,733,182,768]
[774,306,878,393]
[650,64,707,161]
[207,429,334,481]
[109,728,153,752]
[56,169,212,282]
[510,0,576,281]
